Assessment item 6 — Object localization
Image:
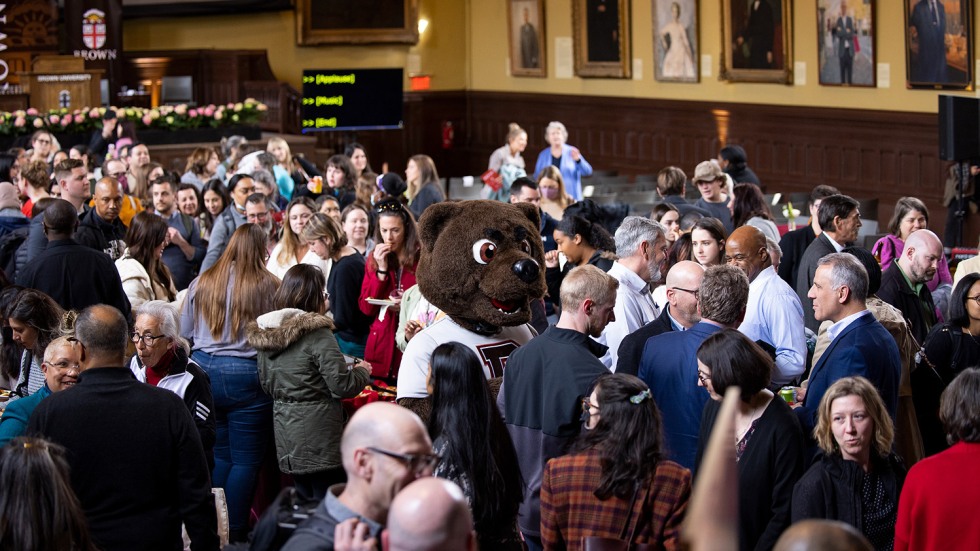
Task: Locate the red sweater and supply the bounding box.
[358,252,417,379]
[895,442,980,551]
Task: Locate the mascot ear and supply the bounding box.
[513,202,541,231]
[418,201,463,253]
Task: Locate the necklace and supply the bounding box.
[965,325,980,344]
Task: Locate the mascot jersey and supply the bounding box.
[396,317,536,400]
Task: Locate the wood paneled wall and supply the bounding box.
[317,90,973,246]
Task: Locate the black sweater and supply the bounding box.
[28,367,219,551]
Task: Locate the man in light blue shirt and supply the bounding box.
[726,226,806,385]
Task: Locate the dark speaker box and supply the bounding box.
[939,95,980,161]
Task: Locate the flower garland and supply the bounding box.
[0,98,268,137]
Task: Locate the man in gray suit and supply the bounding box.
[796,194,861,332]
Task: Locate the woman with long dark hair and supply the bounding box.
[545,199,617,306]
[179,223,279,542]
[427,342,523,550]
[345,142,373,179]
[358,198,420,380]
[696,329,804,551]
[199,179,230,242]
[115,211,177,312]
[6,289,64,399]
[540,373,691,549]
[0,437,98,551]
[730,182,779,242]
[247,264,371,501]
[302,213,372,357]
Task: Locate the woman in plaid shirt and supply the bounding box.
[540,373,691,550]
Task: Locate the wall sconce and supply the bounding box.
[418,18,429,36]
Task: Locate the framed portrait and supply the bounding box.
[296,0,419,45]
[817,0,875,87]
[573,0,632,78]
[720,0,793,84]
[653,0,699,82]
[905,0,973,90]
[508,0,547,77]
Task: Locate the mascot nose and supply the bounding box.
[512,258,540,283]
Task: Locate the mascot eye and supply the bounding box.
[519,239,532,254]
[472,239,497,264]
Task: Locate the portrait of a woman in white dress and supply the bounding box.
[657,1,698,81]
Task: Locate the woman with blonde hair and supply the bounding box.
[405,154,444,220]
[115,211,177,313]
[180,223,279,542]
[536,165,573,220]
[180,148,219,191]
[265,136,297,201]
[266,196,331,281]
[792,376,906,551]
[486,122,528,201]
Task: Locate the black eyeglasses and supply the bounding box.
[672,287,699,298]
[366,446,440,475]
[697,371,711,385]
[131,332,167,346]
[580,397,600,415]
[968,295,980,306]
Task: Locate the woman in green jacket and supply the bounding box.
[247,263,372,501]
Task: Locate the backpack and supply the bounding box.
[248,487,319,551]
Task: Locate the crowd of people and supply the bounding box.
[0,119,978,551]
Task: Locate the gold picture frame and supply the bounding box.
[573,0,632,78]
[720,0,793,84]
[508,0,547,77]
[296,0,419,45]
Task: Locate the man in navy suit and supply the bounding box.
[638,264,749,470]
[796,253,901,439]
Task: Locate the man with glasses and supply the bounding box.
[617,260,704,376]
[150,172,206,290]
[638,264,749,470]
[0,336,79,445]
[244,192,278,255]
[499,265,618,551]
[202,174,254,271]
[28,304,218,551]
[282,402,435,551]
[726,225,806,386]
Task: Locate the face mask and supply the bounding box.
[541,187,559,200]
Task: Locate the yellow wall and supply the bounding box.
[123,0,977,113]
[122,0,468,91]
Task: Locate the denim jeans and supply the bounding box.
[192,350,272,533]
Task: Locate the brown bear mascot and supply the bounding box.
[395,200,547,420]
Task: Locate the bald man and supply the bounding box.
[75,177,127,260]
[773,519,873,551]
[282,402,436,551]
[877,229,944,343]
[28,305,217,551]
[380,478,476,551]
[726,226,806,385]
[616,260,704,376]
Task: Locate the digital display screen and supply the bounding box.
[300,68,403,132]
